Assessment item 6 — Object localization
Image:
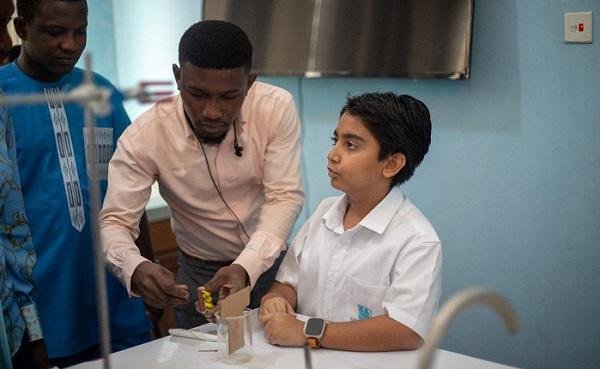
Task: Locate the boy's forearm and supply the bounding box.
[320,315,423,351]
[261,281,298,308]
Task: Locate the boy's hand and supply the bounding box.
[259,296,295,325]
[131,261,189,308]
[263,312,305,347]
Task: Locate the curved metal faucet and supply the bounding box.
[417,287,520,369]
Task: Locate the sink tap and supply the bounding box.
[417,287,519,369]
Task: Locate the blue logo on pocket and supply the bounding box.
[357,304,372,320]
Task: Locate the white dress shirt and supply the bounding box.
[277,187,441,338]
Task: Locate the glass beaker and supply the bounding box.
[216,308,253,364]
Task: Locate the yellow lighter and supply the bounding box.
[201,289,214,310]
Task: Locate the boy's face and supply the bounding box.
[327,112,393,195]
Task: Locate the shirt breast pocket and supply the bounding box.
[344,276,388,321]
[83,127,113,180]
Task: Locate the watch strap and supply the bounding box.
[307,337,320,349]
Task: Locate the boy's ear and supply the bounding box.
[382,153,406,179]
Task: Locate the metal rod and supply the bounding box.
[305,0,323,78]
[417,287,519,369]
[303,344,313,369]
[83,54,112,369]
[0,78,170,108]
[0,90,104,107]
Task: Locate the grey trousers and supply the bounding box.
[174,250,285,329]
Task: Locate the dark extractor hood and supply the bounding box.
[203,0,473,80]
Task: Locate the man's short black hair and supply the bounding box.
[340,93,432,187]
[179,20,252,71]
[17,0,87,23]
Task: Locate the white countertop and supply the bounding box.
[69,311,519,369]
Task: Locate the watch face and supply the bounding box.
[305,318,325,336]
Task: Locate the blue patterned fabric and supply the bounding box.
[0,92,40,356]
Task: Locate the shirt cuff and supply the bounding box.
[233,248,264,288]
[20,304,43,341]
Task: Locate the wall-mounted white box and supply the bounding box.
[564,11,593,43]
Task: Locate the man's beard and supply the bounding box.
[184,111,229,145]
[198,130,228,145]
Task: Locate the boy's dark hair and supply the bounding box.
[340,92,431,187]
[17,0,87,23]
[179,20,252,71]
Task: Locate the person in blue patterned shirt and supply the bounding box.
[1,1,48,367]
[0,92,49,369]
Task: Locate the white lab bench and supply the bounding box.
[69,310,518,369]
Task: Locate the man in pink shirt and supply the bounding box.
[100,20,304,328]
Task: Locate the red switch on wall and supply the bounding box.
[564,11,592,43]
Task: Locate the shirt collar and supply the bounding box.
[322,186,405,235]
[322,194,348,234]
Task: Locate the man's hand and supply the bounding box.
[259,296,295,326]
[131,261,189,308]
[202,264,249,302]
[195,264,249,321]
[195,287,218,322]
[263,312,305,347]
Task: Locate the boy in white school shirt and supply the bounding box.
[259,92,441,351]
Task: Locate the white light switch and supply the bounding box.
[564,11,593,43]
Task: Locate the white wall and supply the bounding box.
[111,0,201,120]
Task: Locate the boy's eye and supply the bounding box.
[330,136,337,145]
[346,140,358,150]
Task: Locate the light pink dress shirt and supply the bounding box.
[100,82,304,292]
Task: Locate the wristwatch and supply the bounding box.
[303,317,327,349]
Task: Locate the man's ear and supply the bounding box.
[382,152,406,179]
[246,72,257,91]
[172,64,181,90]
[13,17,27,40]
